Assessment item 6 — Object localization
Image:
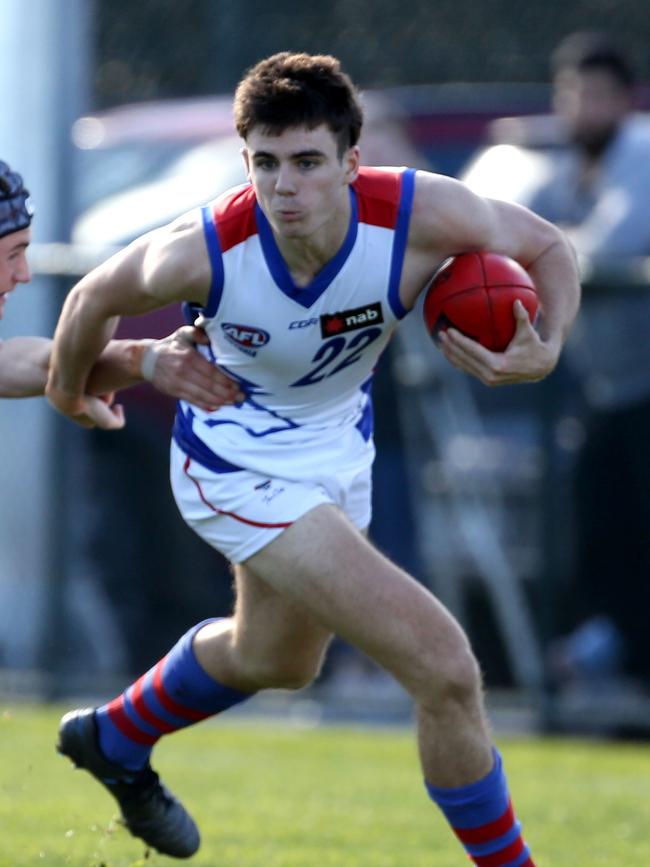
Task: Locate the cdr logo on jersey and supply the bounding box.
[221,323,270,356]
[320,302,384,338]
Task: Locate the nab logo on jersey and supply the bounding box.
[320,302,384,338]
[221,323,270,357]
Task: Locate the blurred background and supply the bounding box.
[2,0,650,736]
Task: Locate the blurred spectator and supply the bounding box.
[516,32,650,694]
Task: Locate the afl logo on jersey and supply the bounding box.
[221,323,270,357]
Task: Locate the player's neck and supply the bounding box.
[273,193,351,288]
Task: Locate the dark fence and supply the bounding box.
[92,0,650,107]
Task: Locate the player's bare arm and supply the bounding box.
[0,336,50,397]
[1,328,242,409]
[402,171,581,385]
[46,214,215,428]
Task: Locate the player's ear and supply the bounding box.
[241,146,251,180]
[343,146,360,183]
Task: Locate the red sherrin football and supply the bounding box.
[423,252,539,352]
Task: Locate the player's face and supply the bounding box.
[553,68,632,153]
[0,227,31,319]
[243,124,359,243]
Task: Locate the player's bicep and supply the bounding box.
[481,198,567,266]
[410,172,563,266]
[141,221,211,309]
[77,219,210,318]
[410,173,494,259]
[67,233,166,321]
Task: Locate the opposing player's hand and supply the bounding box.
[145,326,245,410]
[437,300,561,386]
[46,385,126,430]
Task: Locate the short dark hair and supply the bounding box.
[233,52,363,157]
[551,32,635,90]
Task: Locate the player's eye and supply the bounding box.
[254,158,277,171]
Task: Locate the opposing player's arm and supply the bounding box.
[86,328,243,411]
[406,172,581,385]
[46,215,212,427]
[0,336,51,397]
[0,328,241,410]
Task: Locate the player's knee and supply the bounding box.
[445,645,482,698]
[410,638,482,709]
[430,645,482,707]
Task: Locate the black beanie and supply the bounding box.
[0,160,34,240]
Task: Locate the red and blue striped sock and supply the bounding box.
[425,749,535,867]
[95,618,252,770]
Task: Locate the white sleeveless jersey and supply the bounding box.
[173,166,415,484]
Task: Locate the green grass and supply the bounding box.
[1,704,649,866]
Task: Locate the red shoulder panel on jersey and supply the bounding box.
[209,183,258,253]
[354,167,404,229]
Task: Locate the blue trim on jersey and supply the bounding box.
[201,205,225,317]
[204,394,301,438]
[355,376,374,441]
[255,186,358,309]
[182,301,202,325]
[387,168,416,320]
[356,395,374,442]
[172,406,244,473]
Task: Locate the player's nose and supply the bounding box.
[15,261,31,283]
[274,165,297,195]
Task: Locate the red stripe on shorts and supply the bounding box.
[183,456,294,529]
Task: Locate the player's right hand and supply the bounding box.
[45,384,126,430]
[439,301,560,386]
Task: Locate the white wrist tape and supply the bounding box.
[140,344,159,381]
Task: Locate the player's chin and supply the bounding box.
[275,221,308,239]
[273,210,309,229]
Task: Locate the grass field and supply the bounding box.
[1,704,649,866]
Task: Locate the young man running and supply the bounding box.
[48,53,580,863]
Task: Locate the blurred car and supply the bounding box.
[71,95,247,245]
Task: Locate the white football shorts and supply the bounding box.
[170,440,372,564]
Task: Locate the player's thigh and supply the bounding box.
[232,563,333,681]
[244,504,474,695]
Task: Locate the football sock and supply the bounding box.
[425,748,535,867]
[95,618,252,770]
